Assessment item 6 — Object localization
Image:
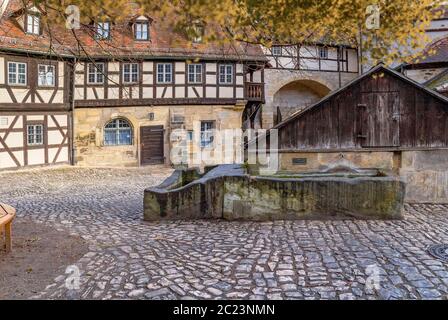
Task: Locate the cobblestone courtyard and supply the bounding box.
[1,166,448,300]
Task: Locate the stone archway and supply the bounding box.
[273,79,331,121]
[262,69,339,128]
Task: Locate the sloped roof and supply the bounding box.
[409,37,448,66]
[274,64,448,130]
[0,0,267,61]
[423,67,448,92]
[433,5,448,20]
[248,64,448,145]
[423,67,448,86]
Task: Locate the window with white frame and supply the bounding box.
[187,63,202,83]
[272,46,282,56]
[38,64,55,86]
[87,63,105,84]
[8,62,27,85]
[219,64,233,84]
[123,63,139,83]
[157,63,172,83]
[192,24,204,44]
[104,118,133,146]
[200,121,214,148]
[134,21,149,40]
[96,22,110,39]
[26,14,40,35]
[319,47,329,59]
[27,124,43,145]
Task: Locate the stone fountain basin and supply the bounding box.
[143,165,405,221]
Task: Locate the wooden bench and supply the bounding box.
[0,203,16,253]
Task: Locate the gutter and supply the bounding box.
[0,48,268,63]
[0,47,75,59]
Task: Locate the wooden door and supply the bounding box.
[140,125,164,165]
[359,92,400,148]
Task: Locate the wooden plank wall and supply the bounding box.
[278,70,448,151]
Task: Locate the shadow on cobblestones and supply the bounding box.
[1,166,448,300]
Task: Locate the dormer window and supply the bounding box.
[26,13,40,35]
[192,25,204,44]
[134,21,149,41]
[191,23,204,44]
[96,22,110,40]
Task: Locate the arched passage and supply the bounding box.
[273,80,331,122]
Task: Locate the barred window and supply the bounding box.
[187,63,202,84]
[104,118,132,146]
[27,124,43,145]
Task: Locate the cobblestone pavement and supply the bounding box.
[1,166,448,300]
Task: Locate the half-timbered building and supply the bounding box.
[0,0,267,169]
[250,42,359,130]
[69,18,266,167]
[0,2,71,170]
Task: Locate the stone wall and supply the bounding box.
[223,176,405,220]
[278,149,448,204]
[400,150,448,203]
[279,151,397,173]
[144,165,405,221]
[74,103,245,167]
[144,167,230,220]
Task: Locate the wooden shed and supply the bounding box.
[250,64,448,203]
[275,64,448,152]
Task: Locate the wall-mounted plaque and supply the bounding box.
[292,158,307,165]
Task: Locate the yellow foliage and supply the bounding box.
[28,0,444,64]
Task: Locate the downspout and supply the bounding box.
[70,57,76,166]
[358,24,364,75]
[338,45,342,88]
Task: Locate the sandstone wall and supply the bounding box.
[223,176,405,220]
[279,151,396,173]
[400,150,448,203]
[144,166,405,221]
[279,149,448,204]
[74,103,245,167]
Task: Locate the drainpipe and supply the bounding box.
[338,45,342,88]
[70,57,76,166]
[358,24,364,75]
